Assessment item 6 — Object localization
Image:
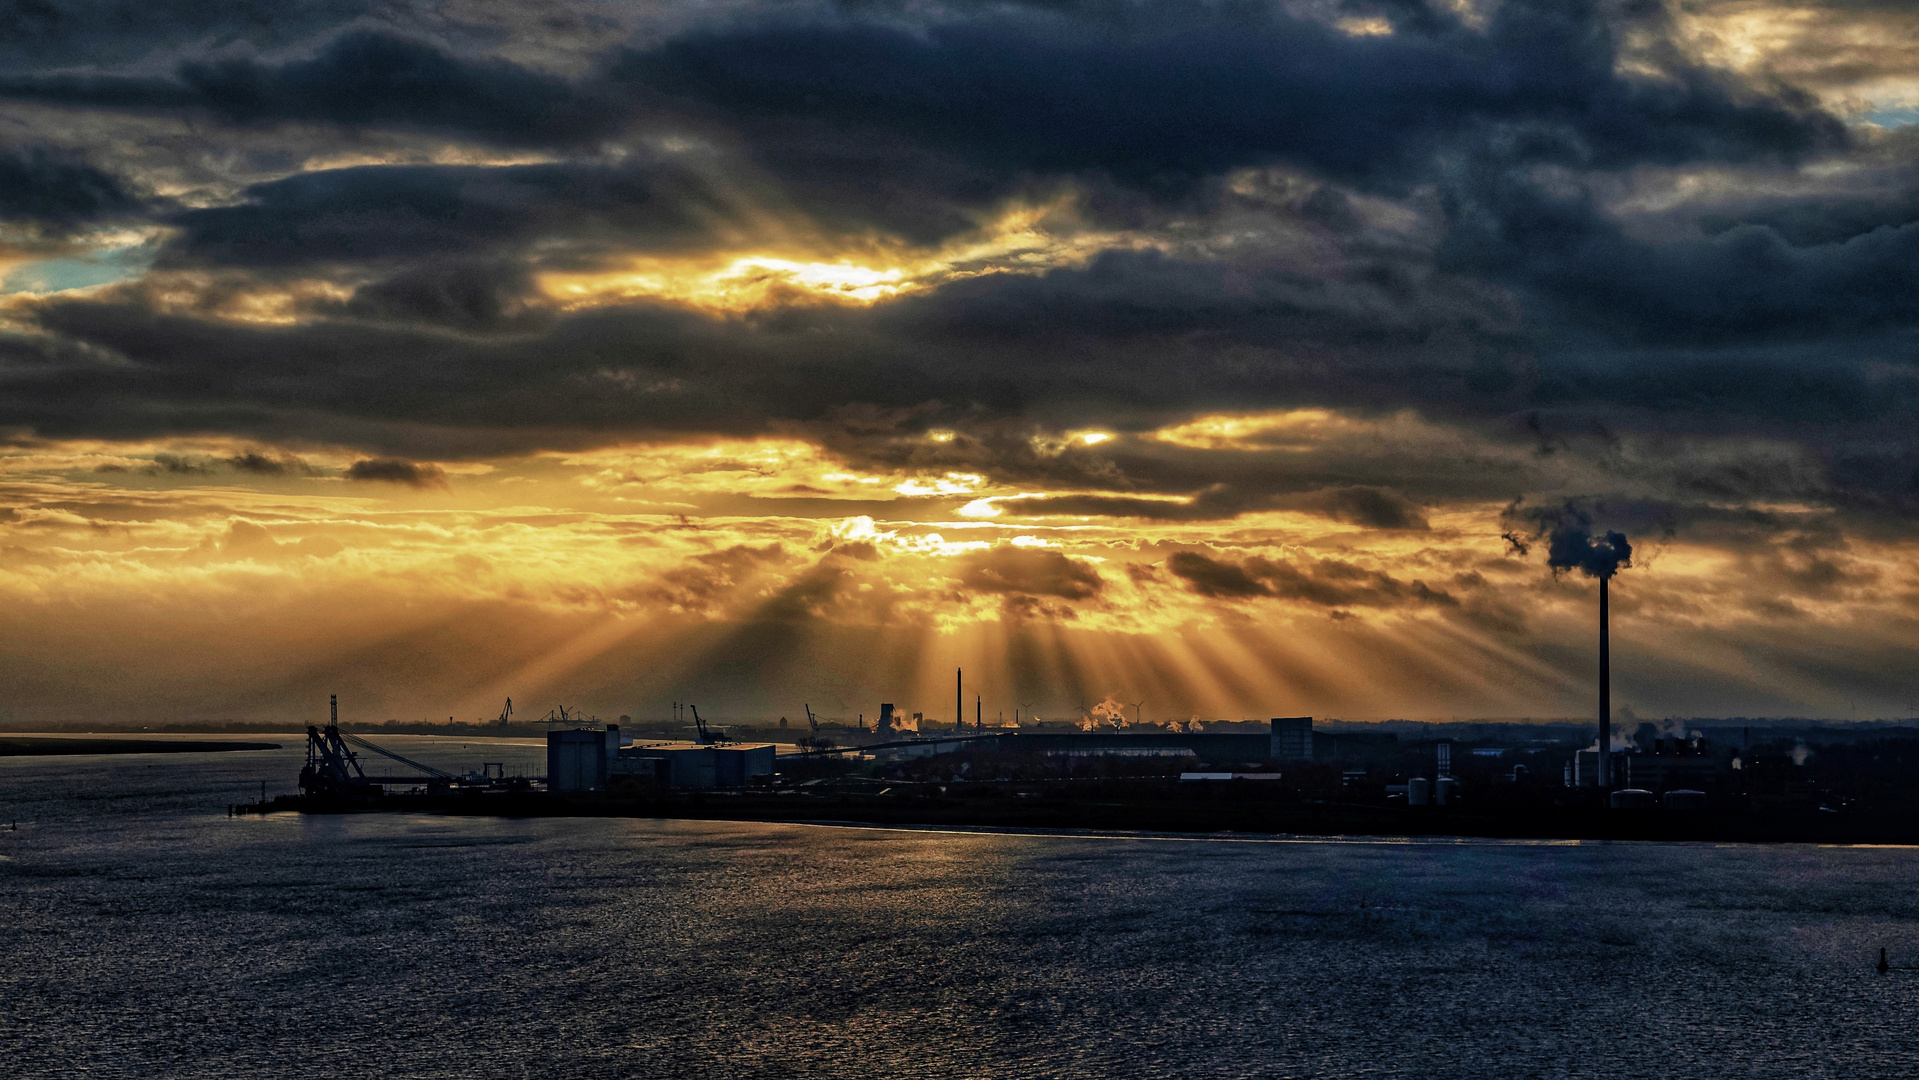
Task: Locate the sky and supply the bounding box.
[2,0,1918,727]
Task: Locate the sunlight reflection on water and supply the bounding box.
[3,746,1918,1078]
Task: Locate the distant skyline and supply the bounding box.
[3,0,1917,724]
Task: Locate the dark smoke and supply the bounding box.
[1546,514,1632,580]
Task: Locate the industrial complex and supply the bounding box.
[243,688,1912,844]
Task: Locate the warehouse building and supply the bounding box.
[547,728,775,791]
[944,717,1313,763]
[607,740,776,790]
[547,726,622,792]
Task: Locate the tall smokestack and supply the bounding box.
[956,668,962,730]
[1533,509,1631,797]
[1598,576,1611,789]
[330,693,337,728]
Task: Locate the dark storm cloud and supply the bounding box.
[162,159,731,268]
[344,457,444,486]
[1022,486,1265,522]
[1003,485,1429,528]
[1,251,1900,517]
[630,543,789,613]
[9,293,886,445]
[958,547,1104,599]
[622,0,1842,191]
[2,234,1912,530]
[1166,550,1455,607]
[1441,165,1919,346]
[1700,190,1919,248]
[879,246,1506,343]
[336,261,543,331]
[1302,486,1431,530]
[1165,550,1270,598]
[709,120,1022,247]
[0,30,621,146]
[0,0,1913,534]
[225,451,316,475]
[0,146,140,225]
[3,295,829,447]
[148,452,213,475]
[0,0,374,69]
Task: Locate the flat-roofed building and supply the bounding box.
[547,726,621,792]
[610,741,778,789]
[1271,717,1313,762]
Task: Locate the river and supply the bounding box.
[2,736,1915,1077]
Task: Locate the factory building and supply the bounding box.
[1565,735,1723,794]
[1001,729,1278,761]
[1271,717,1313,762]
[547,726,622,792]
[547,728,775,791]
[597,739,777,790]
[877,719,1315,764]
[608,743,710,789]
[716,744,777,786]
[1567,748,1628,789]
[1625,754,1718,793]
[873,736,1003,761]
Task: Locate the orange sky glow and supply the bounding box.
[2,0,1916,726]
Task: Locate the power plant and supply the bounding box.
[238,605,1886,842]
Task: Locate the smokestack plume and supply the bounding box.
[1546,522,1632,581]
[1547,516,1630,791]
[1507,505,1634,793]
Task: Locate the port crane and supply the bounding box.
[497,698,513,727]
[339,732,455,780]
[689,704,729,745]
[796,704,838,754]
[300,694,530,798]
[301,695,370,796]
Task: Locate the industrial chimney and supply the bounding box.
[1598,575,1611,789]
[1535,511,1632,796]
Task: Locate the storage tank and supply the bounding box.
[1407,776,1431,806]
[1662,789,1708,811]
[1609,788,1656,809]
[1434,776,1459,806]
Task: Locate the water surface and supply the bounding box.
[2,740,1915,1078]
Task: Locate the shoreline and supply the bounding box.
[243,790,1919,846]
[2,737,283,756]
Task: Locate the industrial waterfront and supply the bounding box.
[219,693,1919,845]
[4,741,1918,1079]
